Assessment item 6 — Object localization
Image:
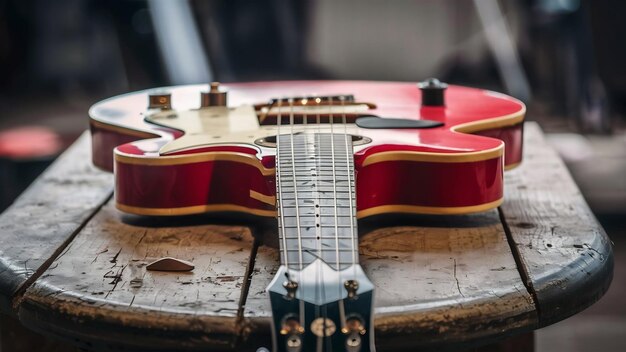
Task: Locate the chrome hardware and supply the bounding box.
[310,317,337,337]
[343,317,366,351]
[285,334,302,352]
[283,280,298,299]
[280,316,304,352]
[201,82,227,107]
[280,317,304,336]
[345,332,362,351]
[342,317,366,335]
[344,279,359,299]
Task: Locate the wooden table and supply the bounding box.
[0,122,613,351]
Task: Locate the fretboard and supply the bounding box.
[276,133,358,271]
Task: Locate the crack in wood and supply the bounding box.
[11,191,113,311]
[109,248,122,264]
[498,207,540,317]
[233,231,262,349]
[453,259,465,298]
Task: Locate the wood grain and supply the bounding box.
[500,122,613,326]
[0,133,112,314]
[18,202,257,351]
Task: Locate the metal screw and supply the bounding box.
[283,280,298,299]
[344,279,359,299]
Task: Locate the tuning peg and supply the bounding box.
[342,317,366,335]
[280,317,305,336]
[280,317,304,352]
[343,317,366,351]
[201,82,227,107]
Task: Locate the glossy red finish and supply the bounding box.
[89,81,525,216]
[356,158,503,210]
[475,123,524,167]
[115,158,275,212]
[90,124,150,172]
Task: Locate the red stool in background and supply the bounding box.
[0,126,62,211]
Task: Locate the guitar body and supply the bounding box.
[90,81,525,219]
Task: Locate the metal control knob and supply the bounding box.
[418,78,448,107]
[148,91,172,110]
[201,82,228,107]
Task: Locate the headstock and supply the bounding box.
[267,260,375,352]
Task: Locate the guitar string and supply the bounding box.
[315,97,323,264]
[313,98,322,328]
[338,96,354,336]
[327,96,339,348]
[275,97,307,338]
[314,97,325,348]
[275,98,289,270]
[287,98,307,333]
[341,97,358,280]
[313,97,329,346]
[288,98,304,271]
[295,97,322,342]
[306,96,330,346]
[329,97,341,272]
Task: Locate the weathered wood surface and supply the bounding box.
[501,123,613,326]
[19,202,257,351]
[0,133,112,314]
[245,211,537,351]
[3,122,613,351]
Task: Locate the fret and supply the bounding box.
[278,193,353,200]
[278,175,353,180]
[283,249,357,254]
[281,206,356,217]
[280,216,354,226]
[279,199,354,207]
[275,180,353,186]
[281,235,357,240]
[279,226,356,236]
[278,157,351,162]
[277,189,353,194]
[276,171,353,177]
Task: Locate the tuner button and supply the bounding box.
[418,78,448,107]
[344,279,359,299]
[201,82,228,107]
[148,92,172,110]
[345,333,362,351]
[285,335,302,352]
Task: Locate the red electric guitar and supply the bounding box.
[90,80,525,352]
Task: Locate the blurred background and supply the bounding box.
[0,0,624,350]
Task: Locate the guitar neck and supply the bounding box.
[276,132,358,271]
